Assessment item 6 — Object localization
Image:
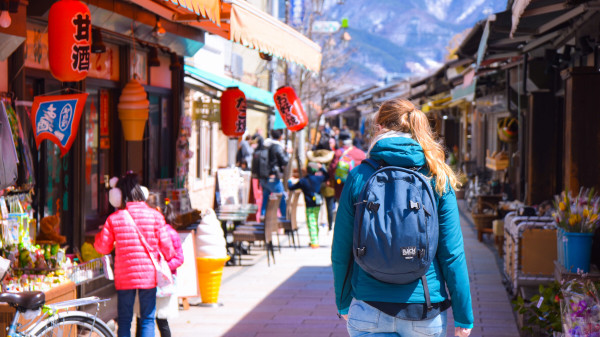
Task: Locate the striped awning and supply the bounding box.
[164,0,221,23]
[138,0,322,73]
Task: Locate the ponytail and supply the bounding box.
[375,99,461,195]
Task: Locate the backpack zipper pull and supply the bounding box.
[354,200,367,206]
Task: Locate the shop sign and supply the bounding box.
[220,87,246,137]
[48,0,92,82]
[99,90,110,149]
[312,21,341,33]
[274,86,307,132]
[192,101,220,122]
[31,93,88,157]
[290,0,304,26]
[88,43,119,81]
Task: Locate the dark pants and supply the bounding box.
[118,288,156,337]
[325,196,336,231]
[136,317,170,337]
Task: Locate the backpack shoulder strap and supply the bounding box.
[363,158,385,170]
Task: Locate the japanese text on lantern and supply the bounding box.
[276,94,300,126]
[71,13,90,72]
[235,97,246,133]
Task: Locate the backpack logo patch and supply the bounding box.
[402,246,417,260]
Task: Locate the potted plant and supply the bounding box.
[553,188,600,273]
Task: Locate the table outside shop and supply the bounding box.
[216,204,258,265]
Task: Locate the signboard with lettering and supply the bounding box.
[31,94,88,157]
[48,0,91,82]
[99,90,110,149]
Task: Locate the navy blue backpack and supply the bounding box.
[353,158,439,309]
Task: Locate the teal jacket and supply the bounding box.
[331,136,474,329]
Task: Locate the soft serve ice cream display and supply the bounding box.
[195,209,230,305]
[195,209,227,258]
[118,79,149,141]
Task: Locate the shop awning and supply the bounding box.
[185,65,275,107]
[164,0,221,23]
[138,0,322,72]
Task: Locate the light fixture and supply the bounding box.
[259,52,272,61]
[169,53,181,71]
[148,47,160,67]
[152,16,166,38]
[91,28,106,54]
[0,10,10,28]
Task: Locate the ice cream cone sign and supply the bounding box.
[118,79,149,141]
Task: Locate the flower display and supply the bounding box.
[560,279,600,337]
[553,188,600,233]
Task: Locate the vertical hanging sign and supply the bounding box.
[48,0,91,82]
[31,94,88,157]
[99,89,110,149]
[290,0,305,26]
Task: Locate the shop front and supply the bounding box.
[0,0,206,321]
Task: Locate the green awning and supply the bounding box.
[184,65,287,129]
[185,65,275,107]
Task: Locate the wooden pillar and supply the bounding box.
[561,67,600,192]
[526,92,558,205]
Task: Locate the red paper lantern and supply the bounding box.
[48,0,91,82]
[274,86,307,132]
[220,87,246,137]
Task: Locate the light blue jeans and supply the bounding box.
[347,299,447,337]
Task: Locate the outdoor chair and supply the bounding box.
[278,190,301,249]
[231,193,282,266]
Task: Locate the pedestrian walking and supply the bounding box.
[307,134,336,231]
[331,98,473,337]
[252,129,289,217]
[329,130,366,202]
[288,162,329,248]
[236,134,254,170]
[135,199,184,337]
[95,173,176,337]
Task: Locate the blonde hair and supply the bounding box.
[374,98,460,195]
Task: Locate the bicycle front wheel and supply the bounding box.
[29,311,114,337]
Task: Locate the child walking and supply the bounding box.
[136,198,184,337]
[288,162,329,248]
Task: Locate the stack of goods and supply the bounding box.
[0,196,71,292]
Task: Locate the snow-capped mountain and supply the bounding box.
[317,0,506,84]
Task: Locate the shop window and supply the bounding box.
[83,88,111,232]
[146,94,172,185]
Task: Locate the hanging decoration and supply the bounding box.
[274,86,307,132]
[497,117,518,143]
[220,87,246,137]
[48,0,91,82]
[118,78,149,141]
[31,93,88,157]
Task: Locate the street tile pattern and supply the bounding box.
[169,201,520,336]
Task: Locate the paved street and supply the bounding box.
[170,201,520,337]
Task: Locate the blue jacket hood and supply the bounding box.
[368,136,426,168]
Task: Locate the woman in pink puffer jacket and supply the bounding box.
[95,173,175,337]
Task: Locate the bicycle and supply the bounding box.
[0,257,114,337]
[1,292,113,336]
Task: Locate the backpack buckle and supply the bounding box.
[367,202,380,212]
[356,247,366,257]
[410,200,420,210]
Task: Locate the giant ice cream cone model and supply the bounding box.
[195,209,229,304]
[118,79,149,141]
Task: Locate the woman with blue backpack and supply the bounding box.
[331,98,472,337]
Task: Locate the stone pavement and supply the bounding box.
[169,201,520,337]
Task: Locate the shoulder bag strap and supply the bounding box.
[122,210,160,271]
